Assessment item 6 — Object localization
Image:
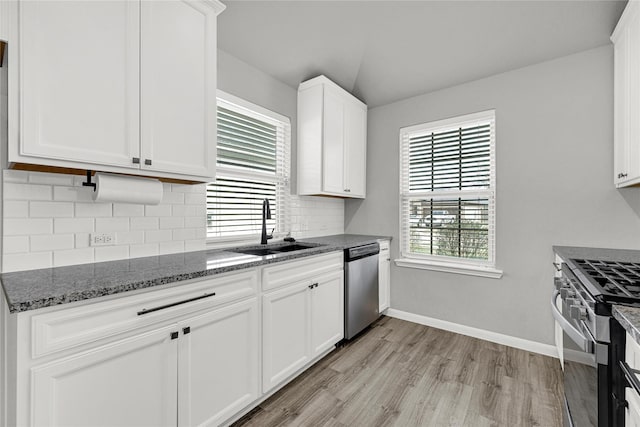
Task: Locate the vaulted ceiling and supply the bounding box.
[218,1,626,108]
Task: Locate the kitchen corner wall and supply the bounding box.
[0,49,344,273]
[345,45,640,347]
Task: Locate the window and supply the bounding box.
[207,92,291,241]
[398,110,501,278]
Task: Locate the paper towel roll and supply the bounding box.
[92,173,163,205]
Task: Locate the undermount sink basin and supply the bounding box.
[231,243,318,257]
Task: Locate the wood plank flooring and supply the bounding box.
[232,316,563,427]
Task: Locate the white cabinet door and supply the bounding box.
[378,240,391,312]
[344,101,367,198]
[178,298,259,427]
[262,281,310,393]
[322,86,346,194]
[31,325,178,427]
[140,0,217,179]
[19,0,140,169]
[309,270,344,357]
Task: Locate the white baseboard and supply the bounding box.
[385,308,559,359]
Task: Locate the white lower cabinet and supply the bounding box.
[262,281,311,392]
[32,324,179,426]
[378,239,391,313]
[262,253,344,394]
[5,252,344,426]
[178,298,259,427]
[30,298,259,427]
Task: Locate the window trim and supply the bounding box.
[397,110,501,278]
[207,91,291,245]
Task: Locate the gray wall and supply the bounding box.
[218,49,300,192]
[345,45,640,346]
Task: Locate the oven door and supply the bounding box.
[552,291,604,426]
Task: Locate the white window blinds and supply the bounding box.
[400,110,496,266]
[207,94,290,240]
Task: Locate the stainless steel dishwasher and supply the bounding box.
[344,242,380,339]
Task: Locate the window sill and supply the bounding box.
[394,258,503,279]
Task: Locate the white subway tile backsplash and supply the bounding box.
[53,248,94,267]
[4,170,29,183]
[75,203,112,218]
[184,216,205,228]
[185,239,206,252]
[145,204,172,217]
[159,240,184,255]
[161,191,184,204]
[184,193,204,205]
[53,186,94,202]
[130,243,159,258]
[95,217,129,233]
[160,217,184,229]
[5,183,52,201]
[30,234,74,252]
[3,252,52,272]
[130,217,159,230]
[113,203,144,217]
[75,233,91,248]
[4,201,29,218]
[145,229,172,243]
[95,246,129,262]
[115,231,144,245]
[29,172,75,186]
[54,218,94,234]
[4,236,29,254]
[172,228,196,241]
[2,170,342,271]
[30,201,74,218]
[5,218,53,236]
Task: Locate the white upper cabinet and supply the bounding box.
[612,1,640,188]
[12,0,224,182]
[297,75,367,198]
[140,0,217,178]
[19,1,140,170]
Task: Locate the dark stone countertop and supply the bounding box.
[1,241,341,314]
[553,246,640,263]
[299,234,391,249]
[614,305,640,345]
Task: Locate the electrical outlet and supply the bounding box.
[91,233,116,246]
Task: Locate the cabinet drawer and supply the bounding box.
[30,269,258,359]
[379,240,389,252]
[262,252,343,292]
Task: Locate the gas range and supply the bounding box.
[553,248,640,427]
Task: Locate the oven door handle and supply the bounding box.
[621,360,640,397]
[551,290,592,353]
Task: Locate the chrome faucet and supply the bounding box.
[261,198,273,245]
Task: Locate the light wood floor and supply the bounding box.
[233,316,563,427]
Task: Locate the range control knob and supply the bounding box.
[560,288,576,299]
[554,278,565,291]
[566,298,578,307]
[570,304,588,321]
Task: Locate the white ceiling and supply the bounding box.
[218,1,627,108]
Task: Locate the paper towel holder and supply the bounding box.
[82,170,96,191]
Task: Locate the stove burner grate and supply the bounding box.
[573,259,640,298]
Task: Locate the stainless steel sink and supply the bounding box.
[231,243,318,257]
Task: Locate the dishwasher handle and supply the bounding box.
[345,243,380,262]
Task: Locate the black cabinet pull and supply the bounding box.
[145,159,152,166]
[308,284,314,289]
[183,327,191,335]
[132,157,140,164]
[170,331,179,340]
[313,283,319,288]
[137,293,216,316]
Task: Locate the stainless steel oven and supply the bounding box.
[552,264,615,426]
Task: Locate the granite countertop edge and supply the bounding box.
[2,242,343,314]
[614,305,640,345]
[2,234,391,314]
